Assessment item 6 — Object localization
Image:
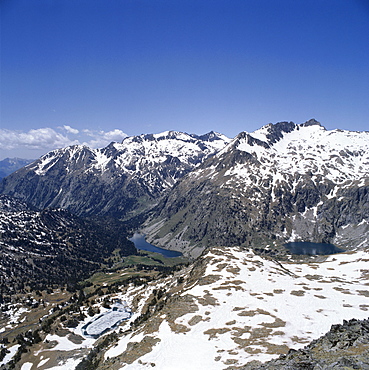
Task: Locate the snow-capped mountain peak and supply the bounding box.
[0,130,230,216]
[143,120,369,258]
[217,120,369,183]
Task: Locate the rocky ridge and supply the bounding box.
[244,318,369,369]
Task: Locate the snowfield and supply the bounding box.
[2,246,368,369]
[104,246,369,369]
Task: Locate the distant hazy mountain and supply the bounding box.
[144,119,369,257]
[0,131,230,218]
[0,157,33,180]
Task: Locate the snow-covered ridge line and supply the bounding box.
[220,120,369,183]
[0,130,232,216]
[30,130,231,176]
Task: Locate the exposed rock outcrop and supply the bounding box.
[243,318,369,369]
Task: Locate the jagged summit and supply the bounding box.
[260,120,296,144]
[221,119,325,158]
[196,130,229,142]
[245,119,324,145]
[301,118,322,127]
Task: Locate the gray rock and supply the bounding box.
[242,318,369,370]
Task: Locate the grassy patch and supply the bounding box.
[121,251,187,268]
[86,269,143,287]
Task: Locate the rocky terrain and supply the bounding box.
[143,120,369,257]
[244,318,369,369]
[0,131,229,218]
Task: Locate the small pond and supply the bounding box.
[284,241,344,255]
[82,302,132,339]
[129,233,182,258]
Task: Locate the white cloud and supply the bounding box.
[81,128,127,148]
[0,128,78,150]
[63,125,79,134]
[0,127,128,158]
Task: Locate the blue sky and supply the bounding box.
[1,0,369,159]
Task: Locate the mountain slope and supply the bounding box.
[0,131,229,217]
[96,245,369,369]
[144,120,369,257]
[0,195,136,295]
[3,244,368,369]
[244,317,369,369]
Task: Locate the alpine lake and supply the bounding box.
[129,233,182,258]
[284,241,344,256]
[130,234,345,257]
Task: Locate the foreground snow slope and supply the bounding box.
[101,246,369,369]
[5,245,368,369]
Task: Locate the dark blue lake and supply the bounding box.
[284,241,344,255]
[129,233,182,258]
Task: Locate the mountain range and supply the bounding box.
[0,119,368,369]
[143,119,369,257]
[1,119,368,259]
[0,131,229,218]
